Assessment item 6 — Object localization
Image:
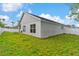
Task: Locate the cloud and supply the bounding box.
[2,3,23,12]
[75,8,79,13]
[0,15,17,27]
[17,11,23,17]
[69,10,72,15]
[0,15,9,22]
[66,14,78,21]
[39,13,64,24]
[71,15,77,19]
[0,15,11,26]
[39,13,77,26]
[65,10,77,20]
[65,15,71,20]
[28,9,32,13]
[65,14,78,25]
[4,19,17,27]
[4,19,18,27]
[75,24,79,27]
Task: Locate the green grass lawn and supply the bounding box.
[0,32,79,56]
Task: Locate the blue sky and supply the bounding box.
[0,3,78,27]
[30,3,70,19]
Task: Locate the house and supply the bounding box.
[18,12,65,38]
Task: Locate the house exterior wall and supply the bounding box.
[20,13,65,38]
[64,27,79,35]
[41,20,64,38]
[20,12,79,38]
[20,13,41,38]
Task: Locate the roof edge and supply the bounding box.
[18,12,65,26]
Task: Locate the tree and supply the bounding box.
[11,21,15,27]
[0,18,5,34]
[70,3,79,21]
[0,22,5,27]
[0,18,5,28]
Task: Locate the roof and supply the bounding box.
[18,12,64,26]
[18,12,25,26]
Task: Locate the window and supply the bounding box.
[23,26,26,32]
[30,24,36,33]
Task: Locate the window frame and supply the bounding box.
[30,24,36,33]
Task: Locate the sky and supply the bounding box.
[0,3,79,27]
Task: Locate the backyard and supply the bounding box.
[0,32,79,56]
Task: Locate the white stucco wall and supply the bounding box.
[20,13,41,38]
[41,20,64,38]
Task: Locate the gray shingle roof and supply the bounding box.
[18,12,64,25]
[27,12,64,25]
